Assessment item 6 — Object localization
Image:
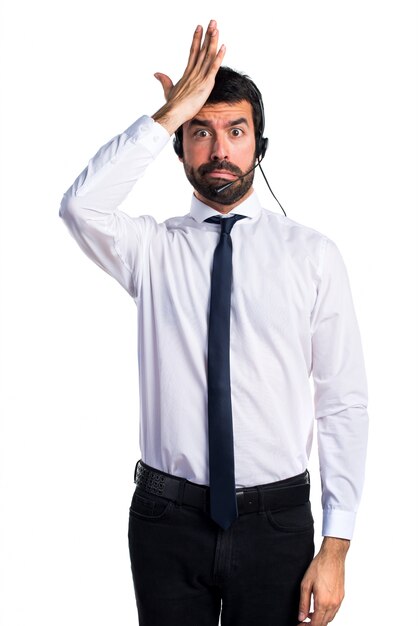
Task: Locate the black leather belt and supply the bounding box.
[134,460,310,515]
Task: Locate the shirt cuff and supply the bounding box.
[124,115,171,158]
[322,509,357,540]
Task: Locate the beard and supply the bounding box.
[183,158,256,205]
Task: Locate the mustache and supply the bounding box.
[198,161,243,177]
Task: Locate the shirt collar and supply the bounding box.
[189,190,262,224]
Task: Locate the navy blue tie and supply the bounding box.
[204,213,246,530]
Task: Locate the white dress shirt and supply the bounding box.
[59,115,368,539]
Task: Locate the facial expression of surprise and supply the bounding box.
[180,100,257,210]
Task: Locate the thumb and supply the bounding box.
[298,579,312,622]
[154,72,174,101]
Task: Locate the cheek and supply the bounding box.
[231,138,256,162]
[182,139,210,164]
[234,153,256,174]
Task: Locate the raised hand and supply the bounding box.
[152,19,226,135]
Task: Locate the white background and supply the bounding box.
[0,1,417,624]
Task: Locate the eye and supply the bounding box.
[230,128,244,137]
[195,129,211,138]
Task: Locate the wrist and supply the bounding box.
[320,536,350,557]
[152,104,186,136]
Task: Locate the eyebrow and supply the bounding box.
[188,117,250,129]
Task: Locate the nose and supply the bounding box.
[210,135,229,161]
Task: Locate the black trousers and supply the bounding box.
[128,466,314,626]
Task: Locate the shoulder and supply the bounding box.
[262,207,333,256]
[259,208,349,281]
[263,207,328,239]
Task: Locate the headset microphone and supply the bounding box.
[214,161,260,194]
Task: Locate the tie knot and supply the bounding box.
[204,214,246,235]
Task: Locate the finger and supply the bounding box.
[154,73,174,101]
[307,609,326,626]
[298,579,312,623]
[308,607,335,626]
[204,42,226,79]
[195,19,217,70]
[298,610,314,625]
[200,27,222,75]
[184,24,203,75]
[202,18,217,48]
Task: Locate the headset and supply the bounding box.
[172,82,286,216]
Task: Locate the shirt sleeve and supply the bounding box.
[310,237,369,540]
[59,115,170,298]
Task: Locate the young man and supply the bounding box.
[60,20,368,626]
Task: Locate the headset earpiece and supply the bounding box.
[257,136,268,161]
[254,84,268,161]
[173,132,183,158]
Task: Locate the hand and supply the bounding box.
[297,537,349,625]
[152,19,226,135]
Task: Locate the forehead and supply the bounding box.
[185,100,254,129]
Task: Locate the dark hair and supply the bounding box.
[173,66,266,158]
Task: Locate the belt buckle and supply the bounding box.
[236,488,259,514]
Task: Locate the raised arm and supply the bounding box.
[59,20,225,297]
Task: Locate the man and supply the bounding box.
[59,19,368,626]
